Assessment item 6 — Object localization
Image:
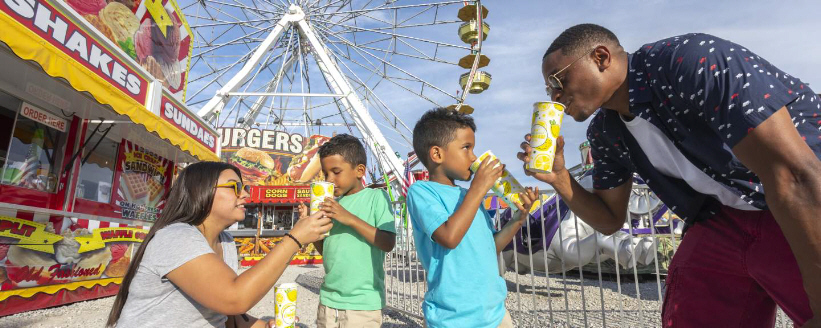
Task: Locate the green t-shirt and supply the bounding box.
[320,187,396,310]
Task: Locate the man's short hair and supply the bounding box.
[544,24,620,59]
[412,108,476,168]
[318,134,367,167]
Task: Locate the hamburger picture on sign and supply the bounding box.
[218,128,331,186]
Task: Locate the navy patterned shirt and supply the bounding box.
[587,33,821,224]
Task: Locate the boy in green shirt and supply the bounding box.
[298,134,396,328]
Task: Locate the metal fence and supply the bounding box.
[384,187,795,327]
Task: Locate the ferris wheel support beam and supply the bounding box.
[195,4,408,191]
[237,56,297,129]
[197,11,298,122]
[294,13,407,191]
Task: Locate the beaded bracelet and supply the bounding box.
[284,233,303,249]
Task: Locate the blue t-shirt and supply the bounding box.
[406,181,507,328]
[588,33,821,224]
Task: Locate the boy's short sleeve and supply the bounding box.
[406,184,449,241]
[372,189,397,233]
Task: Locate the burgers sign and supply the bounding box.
[218,128,330,186]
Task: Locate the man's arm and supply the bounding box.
[519,136,632,235]
[732,107,821,320]
[552,167,632,235]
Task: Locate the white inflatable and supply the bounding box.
[501,210,658,274]
[499,173,672,275]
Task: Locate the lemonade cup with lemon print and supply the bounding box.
[527,101,565,174]
[274,283,298,328]
[471,151,526,211]
[310,182,334,236]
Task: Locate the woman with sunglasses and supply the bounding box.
[106,161,332,328]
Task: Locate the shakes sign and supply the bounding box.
[1,0,148,103]
[218,128,330,186]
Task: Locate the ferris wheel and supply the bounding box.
[181,0,492,191]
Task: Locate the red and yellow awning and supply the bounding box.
[0,0,218,161]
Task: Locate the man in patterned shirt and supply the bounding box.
[517,24,821,327]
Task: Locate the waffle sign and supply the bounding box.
[113,140,172,222]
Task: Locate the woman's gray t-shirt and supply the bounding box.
[117,223,238,327]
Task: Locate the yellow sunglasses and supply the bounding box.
[215,181,251,196]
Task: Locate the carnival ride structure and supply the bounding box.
[184,0,492,194]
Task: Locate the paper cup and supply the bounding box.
[471,150,525,210]
[309,182,334,236]
[274,283,298,328]
[527,101,565,173]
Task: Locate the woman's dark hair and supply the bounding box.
[106,161,240,327]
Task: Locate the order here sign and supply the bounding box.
[20,102,67,132]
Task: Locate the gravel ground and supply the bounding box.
[0,265,422,328]
[0,264,794,328]
[382,259,795,328]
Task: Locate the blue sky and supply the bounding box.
[447,0,821,187]
[183,0,821,187]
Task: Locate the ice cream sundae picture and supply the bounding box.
[66,0,192,99]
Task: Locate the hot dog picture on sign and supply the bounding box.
[218,128,330,186]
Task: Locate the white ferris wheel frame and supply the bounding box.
[197,4,408,190]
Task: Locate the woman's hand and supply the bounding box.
[290,209,332,245]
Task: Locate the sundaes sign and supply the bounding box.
[160,94,217,152]
[1,0,148,103]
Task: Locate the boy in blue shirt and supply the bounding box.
[406,108,539,328]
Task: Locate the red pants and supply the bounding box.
[662,206,812,327]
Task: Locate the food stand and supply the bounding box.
[0,0,217,315]
[218,127,330,266]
